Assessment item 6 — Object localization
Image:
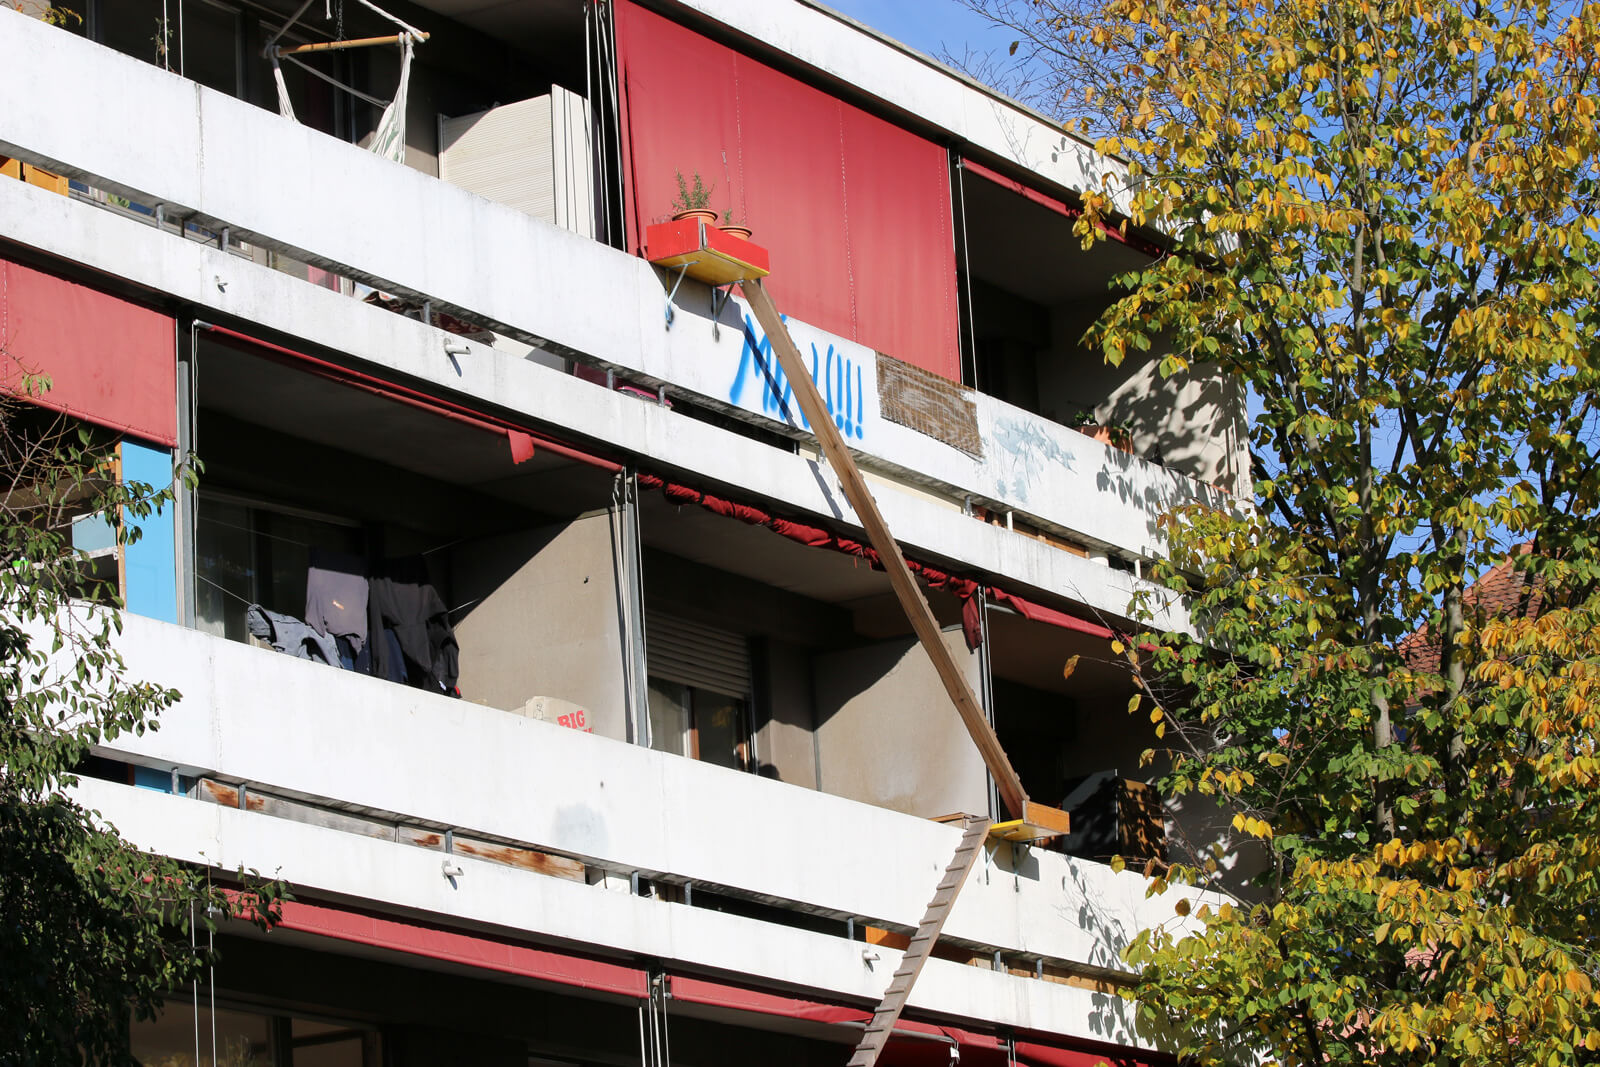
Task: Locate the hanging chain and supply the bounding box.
[336,0,345,42]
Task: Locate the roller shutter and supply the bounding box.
[645,610,751,699]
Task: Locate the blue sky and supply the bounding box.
[821,0,1011,65]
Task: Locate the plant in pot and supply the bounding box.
[670,170,717,225]
[1071,409,1134,453]
[719,209,752,240]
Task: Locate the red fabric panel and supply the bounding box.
[668,975,868,1022]
[615,1,961,380]
[837,103,959,379]
[1014,1040,1162,1066]
[987,586,1114,640]
[275,900,648,998]
[1,256,176,446]
[508,429,537,465]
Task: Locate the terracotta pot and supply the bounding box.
[719,224,753,240]
[671,208,719,226]
[1076,424,1133,453]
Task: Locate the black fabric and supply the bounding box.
[367,556,459,694]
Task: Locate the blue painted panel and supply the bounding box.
[121,439,178,623]
[132,765,174,793]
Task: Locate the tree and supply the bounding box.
[1,374,285,1066]
[960,0,1600,1062]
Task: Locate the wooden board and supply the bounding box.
[740,279,1031,820]
[990,801,1072,843]
[196,778,585,882]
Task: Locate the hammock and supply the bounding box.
[264,0,424,165]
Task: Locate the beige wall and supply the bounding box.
[755,638,819,789]
[1041,305,1248,492]
[451,513,628,740]
[814,628,988,819]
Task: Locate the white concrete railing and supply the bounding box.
[0,10,1225,565]
[88,614,1204,982]
[74,776,1146,1044]
[0,175,1188,635]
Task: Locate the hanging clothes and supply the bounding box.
[306,547,370,654]
[245,604,342,666]
[367,557,459,695]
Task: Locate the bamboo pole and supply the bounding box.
[275,32,428,56]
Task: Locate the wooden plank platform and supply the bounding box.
[989,801,1071,843]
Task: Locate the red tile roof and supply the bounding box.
[1399,545,1544,674]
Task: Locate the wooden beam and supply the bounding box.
[275,32,427,57]
[740,279,1030,819]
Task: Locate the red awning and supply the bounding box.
[276,899,649,999]
[199,324,620,473]
[2,254,176,446]
[614,0,962,381]
[636,473,1114,645]
[667,973,1158,1066]
[958,159,1162,260]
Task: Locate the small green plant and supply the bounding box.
[670,170,714,213]
[722,208,748,226]
[153,15,171,65]
[10,2,84,27]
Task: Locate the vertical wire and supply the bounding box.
[583,1,601,242]
[601,2,625,246]
[190,904,200,1067]
[610,472,634,743]
[955,160,981,388]
[659,974,668,1067]
[207,872,217,1066]
[207,923,217,1067]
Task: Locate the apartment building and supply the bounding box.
[0,1,1246,1063]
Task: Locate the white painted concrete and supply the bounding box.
[0,173,1193,635]
[78,614,1213,981]
[71,776,1150,1046]
[0,11,1227,577]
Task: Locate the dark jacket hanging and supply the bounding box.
[367,556,459,695]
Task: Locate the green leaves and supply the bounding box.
[976,0,1600,1061]
[1,397,288,1065]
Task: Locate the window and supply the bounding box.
[195,491,365,645]
[644,612,753,771]
[100,0,245,97]
[647,677,749,771]
[130,999,381,1067]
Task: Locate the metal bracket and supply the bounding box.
[662,263,689,330]
[710,282,735,340]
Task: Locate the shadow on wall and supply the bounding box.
[1164,789,1272,903]
[1062,860,1142,1048]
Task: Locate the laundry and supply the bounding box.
[306,547,370,654]
[368,556,460,695]
[245,604,342,666]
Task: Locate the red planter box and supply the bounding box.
[645,218,770,285]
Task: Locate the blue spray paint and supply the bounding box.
[728,313,865,440]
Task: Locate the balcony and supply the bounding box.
[0,8,1236,587]
[74,610,1212,1047]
